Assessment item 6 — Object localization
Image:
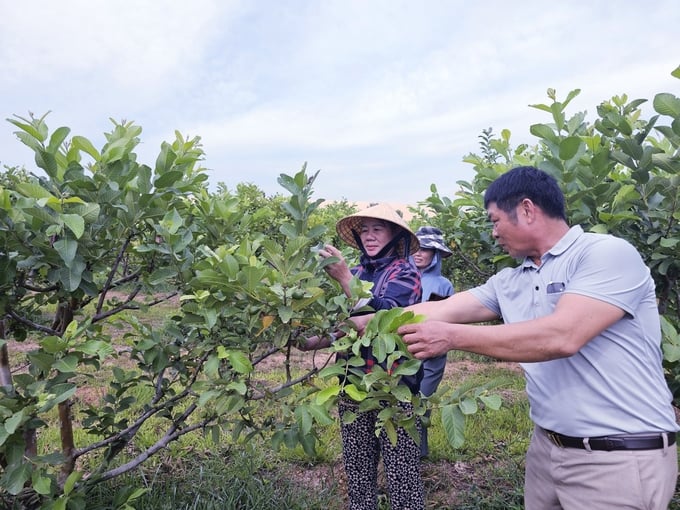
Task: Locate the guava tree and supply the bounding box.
[0,116,497,509]
[0,113,214,508]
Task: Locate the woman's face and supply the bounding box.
[359,218,396,257]
[413,248,435,269]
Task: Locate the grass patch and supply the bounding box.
[86,447,341,510]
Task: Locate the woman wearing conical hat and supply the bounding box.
[298,203,424,510]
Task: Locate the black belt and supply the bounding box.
[544,429,676,451]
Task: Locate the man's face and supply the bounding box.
[487,202,526,258]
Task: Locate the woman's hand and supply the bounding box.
[318,244,353,296]
[294,335,331,351]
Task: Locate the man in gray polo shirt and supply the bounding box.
[354,166,678,509]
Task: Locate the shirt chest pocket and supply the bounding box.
[545,281,566,308]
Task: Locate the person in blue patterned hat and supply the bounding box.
[413,226,454,458]
[297,203,424,510]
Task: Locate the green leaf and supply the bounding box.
[125,488,148,504]
[372,336,387,363]
[239,266,267,293]
[391,359,421,377]
[62,214,85,239]
[558,136,581,160]
[389,384,413,403]
[318,364,347,378]
[383,418,398,446]
[53,355,79,373]
[660,237,679,248]
[0,426,9,447]
[4,410,24,434]
[43,384,77,410]
[71,135,100,161]
[271,430,284,451]
[663,344,680,363]
[3,463,31,495]
[441,404,466,448]
[40,335,68,354]
[227,351,253,374]
[48,126,71,153]
[8,116,45,141]
[56,260,86,292]
[299,432,316,457]
[160,208,183,235]
[343,384,367,402]
[529,123,559,144]
[295,406,313,434]
[479,394,502,410]
[35,150,59,179]
[63,470,83,496]
[154,170,183,188]
[15,181,55,200]
[198,390,219,407]
[54,238,78,267]
[273,305,291,325]
[306,403,335,426]
[618,138,643,160]
[660,315,678,340]
[220,255,240,279]
[70,202,100,223]
[32,471,53,495]
[459,397,478,415]
[653,93,680,117]
[386,310,423,332]
[279,223,298,238]
[148,267,178,285]
[315,385,340,405]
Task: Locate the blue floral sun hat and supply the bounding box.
[415,226,452,258]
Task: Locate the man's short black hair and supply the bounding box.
[483,166,567,221]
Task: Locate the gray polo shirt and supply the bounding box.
[470,225,678,436]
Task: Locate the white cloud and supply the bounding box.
[1,0,678,203]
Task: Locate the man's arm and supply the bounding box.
[398,293,626,362]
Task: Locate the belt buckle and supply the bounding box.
[547,431,564,447]
[603,437,625,450]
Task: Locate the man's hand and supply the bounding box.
[398,321,454,359]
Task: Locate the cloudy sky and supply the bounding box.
[1,1,678,204]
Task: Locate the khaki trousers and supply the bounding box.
[524,425,678,510]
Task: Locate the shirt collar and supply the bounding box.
[521,225,583,269]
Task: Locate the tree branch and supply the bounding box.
[6,309,59,335]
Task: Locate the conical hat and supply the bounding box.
[336,203,419,256]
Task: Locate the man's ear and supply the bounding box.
[520,198,536,221]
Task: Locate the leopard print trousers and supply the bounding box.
[338,397,424,510]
